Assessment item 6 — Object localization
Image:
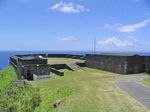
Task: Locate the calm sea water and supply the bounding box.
[1,51,150,69]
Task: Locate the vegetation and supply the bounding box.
[142,77,150,86]
[32,68,147,112]
[0,66,148,112]
[0,66,16,91]
[46,57,84,64]
[0,84,41,112]
[0,66,41,112]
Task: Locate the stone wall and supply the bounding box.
[10,56,18,67]
[10,55,50,80]
[86,54,146,74]
[50,62,86,70]
[16,54,85,60]
[47,54,85,60]
[18,58,47,65]
[76,62,86,67]
[10,54,86,80]
[86,54,126,74]
[50,64,66,69]
[50,68,64,76]
[21,64,50,80]
[126,56,145,74]
[145,56,150,74]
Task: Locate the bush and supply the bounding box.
[0,84,41,112]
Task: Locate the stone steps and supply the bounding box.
[66,63,83,72]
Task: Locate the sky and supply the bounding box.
[0,0,150,52]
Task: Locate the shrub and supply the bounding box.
[0,84,41,112]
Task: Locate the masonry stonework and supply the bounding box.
[10,54,85,80]
[10,56,50,80]
[86,54,145,74]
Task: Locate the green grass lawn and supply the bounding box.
[32,68,148,112]
[46,57,84,64]
[0,66,16,91]
[142,77,150,86]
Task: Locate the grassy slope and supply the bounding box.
[32,68,147,112]
[143,77,150,86]
[0,66,41,112]
[0,66,16,91]
[46,57,84,64]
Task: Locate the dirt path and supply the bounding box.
[116,74,150,110]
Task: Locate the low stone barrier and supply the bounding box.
[50,68,64,76]
[48,54,67,57]
[11,80,30,86]
[50,64,66,69]
[50,62,86,70]
[47,54,85,60]
[76,62,86,67]
[33,74,51,80]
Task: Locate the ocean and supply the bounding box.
[1,51,150,69]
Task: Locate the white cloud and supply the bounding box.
[97,36,137,47]
[104,19,150,33]
[51,1,89,13]
[56,35,77,41]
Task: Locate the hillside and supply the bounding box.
[0,66,148,112]
[32,68,148,112]
[0,66,41,112]
[0,66,16,91]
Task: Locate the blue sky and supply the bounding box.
[0,0,150,51]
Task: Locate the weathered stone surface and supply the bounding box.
[11,80,30,86]
[50,68,64,76]
[10,55,50,80]
[66,63,83,72]
[86,54,145,74]
[53,99,62,108]
[9,54,85,80]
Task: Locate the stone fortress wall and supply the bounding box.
[86,54,149,74]
[10,53,150,81]
[10,54,85,80]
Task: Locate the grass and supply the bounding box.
[0,66,16,91]
[46,57,84,64]
[0,66,41,112]
[0,84,41,112]
[32,68,148,112]
[142,77,150,86]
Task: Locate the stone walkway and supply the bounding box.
[116,75,150,110]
